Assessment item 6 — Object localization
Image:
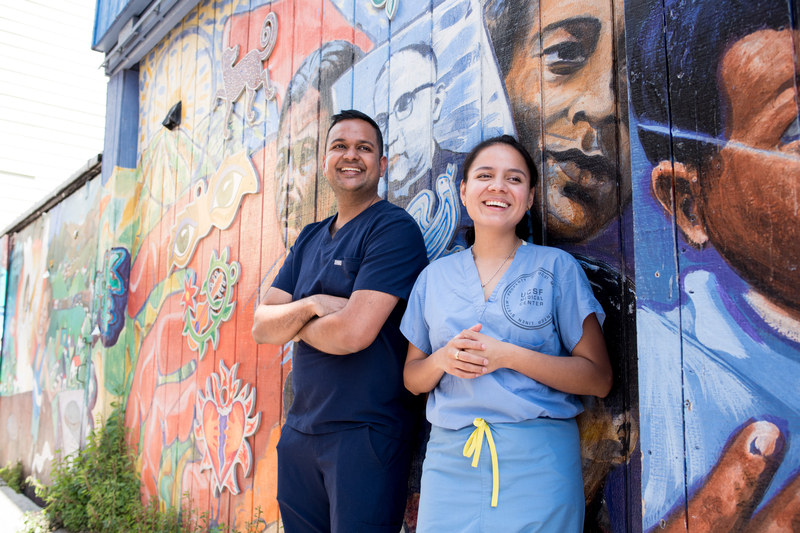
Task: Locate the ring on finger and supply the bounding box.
[454,350,460,360]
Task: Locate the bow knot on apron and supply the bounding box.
[463,417,500,507]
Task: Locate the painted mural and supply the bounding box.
[0,0,640,531]
[0,235,7,355]
[628,0,800,531]
[0,178,103,482]
[194,360,261,496]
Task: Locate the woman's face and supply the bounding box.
[460,144,535,234]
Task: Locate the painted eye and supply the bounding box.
[296,143,316,170]
[211,171,242,210]
[394,92,414,120]
[540,19,600,78]
[543,41,587,75]
[276,149,288,179]
[174,222,196,256]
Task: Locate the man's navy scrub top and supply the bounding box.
[272,200,429,440]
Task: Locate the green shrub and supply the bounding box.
[0,459,24,493]
[34,403,132,531]
[30,401,265,533]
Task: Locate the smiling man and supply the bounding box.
[252,110,429,533]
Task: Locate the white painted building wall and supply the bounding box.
[0,0,107,232]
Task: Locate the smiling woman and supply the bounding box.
[458,137,536,252]
[401,135,612,532]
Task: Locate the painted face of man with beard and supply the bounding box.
[275,87,330,248]
[273,41,364,247]
[486,0,631,243]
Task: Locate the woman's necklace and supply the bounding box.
[472,238,521,289]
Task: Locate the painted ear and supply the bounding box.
[650,161,708,248]
[432,83,446,123]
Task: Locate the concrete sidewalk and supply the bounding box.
[0,484,67,533]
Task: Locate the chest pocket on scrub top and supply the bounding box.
[325,257,361,297]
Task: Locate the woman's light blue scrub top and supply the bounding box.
[400,243,605,430]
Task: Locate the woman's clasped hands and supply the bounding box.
[437,324,510,378]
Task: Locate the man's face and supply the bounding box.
[701,29,800,308]
[323,118,387,198]
[504,0,630,243]
[374,50,438,200]
[275,88,329,247]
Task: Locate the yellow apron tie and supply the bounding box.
[462,418,500,507]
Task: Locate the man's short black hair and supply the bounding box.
[326,109,384,159]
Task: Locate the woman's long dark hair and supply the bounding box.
[460,135,539,246]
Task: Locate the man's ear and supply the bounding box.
[380,155,387,178]
[650,161,708,248]
[432,83,446,123]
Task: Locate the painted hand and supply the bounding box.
[655,420,800,533]
[435,324,488,379]
[743,467,800,532]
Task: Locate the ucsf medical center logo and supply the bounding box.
[502,269,554,330]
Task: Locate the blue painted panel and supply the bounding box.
[102,69,140,184]
[93,0,134,47]
[628,0,800,530]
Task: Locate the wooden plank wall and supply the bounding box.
[628,0,800,531]
[0,0,665,531]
